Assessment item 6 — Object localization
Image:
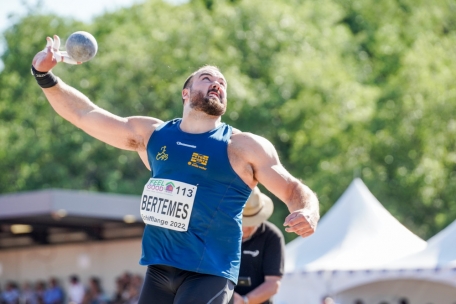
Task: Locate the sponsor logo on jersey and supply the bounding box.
[188,152,209,170]
[146,179,167,192]
[156,146,168,161]
[165,182,175,193]
[177,141,196,148]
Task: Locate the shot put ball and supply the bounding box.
[65,31,98,62]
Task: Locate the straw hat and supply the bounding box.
[242,186,274,227]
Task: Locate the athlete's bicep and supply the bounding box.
[80,110,161,151]
[246,135,300,203]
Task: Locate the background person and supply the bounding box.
[35,281,46,304]
[231,187,285,304]
[42,278,64,304]
[1,282,20,304]
[20,281,38,304]
[83,277,108,304]
[68,275,85,304]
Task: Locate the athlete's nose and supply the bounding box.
[208,83,221,95]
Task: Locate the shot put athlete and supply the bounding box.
[31,35,320,304]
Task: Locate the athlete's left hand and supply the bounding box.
[284,209,318,237]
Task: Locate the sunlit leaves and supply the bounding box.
[1,0,456,242]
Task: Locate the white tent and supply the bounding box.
[385,215,456,270]
[334,216,456,303]
[274,178,427,304]
[332,217,456,303]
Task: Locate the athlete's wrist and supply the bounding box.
[242,295,249,304]
[31,65,58,88]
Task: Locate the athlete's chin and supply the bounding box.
[207,96,222,104]
[203,107,226,117]
[201,103,226,116]
[208,94,228,104]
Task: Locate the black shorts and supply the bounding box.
[138,264,235,304]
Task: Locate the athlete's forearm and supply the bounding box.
[286,181,319,215]
[42,79,99,128]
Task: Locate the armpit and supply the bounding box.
[126,137,145,151]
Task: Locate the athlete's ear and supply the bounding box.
[182,88,190,103]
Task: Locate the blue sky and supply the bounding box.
[1,0,145,33]
[0,0,186,70]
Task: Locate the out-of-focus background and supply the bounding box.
[1,0,144,31]
[1,0,456,303]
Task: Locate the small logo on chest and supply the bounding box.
[177,141,197,148]
[188,152,209,170]
[156,146,168,161]
[243,250,260,257]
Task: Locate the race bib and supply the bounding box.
[140,178,197,232]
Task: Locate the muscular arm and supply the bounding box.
[32,37,162,169]
[230,132,320,237]
[42,80,161,152]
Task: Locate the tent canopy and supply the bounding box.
[285,178,426,272]
[383,216,456,270]
[275,179,456,304]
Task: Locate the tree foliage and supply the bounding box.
[1,0,456,242]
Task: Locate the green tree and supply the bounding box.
[2,0,456,242]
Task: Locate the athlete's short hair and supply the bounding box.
[182,65,222,103]
[183,65,221,90]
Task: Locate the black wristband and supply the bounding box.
[31,65,58,88]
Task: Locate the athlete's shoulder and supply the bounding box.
[231,129,261,140]
[231,126,242,135]
[154,118,181,131]
[230,130,274,149]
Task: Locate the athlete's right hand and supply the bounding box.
[32,35,81,72]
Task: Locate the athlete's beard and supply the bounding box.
[189,89,226,116]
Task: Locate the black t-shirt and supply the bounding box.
[234,221,285,304]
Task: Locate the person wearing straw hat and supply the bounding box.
[231,187,285,304]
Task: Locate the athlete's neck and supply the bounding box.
[180,110,222,134]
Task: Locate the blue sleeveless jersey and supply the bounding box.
[140,118,252,283]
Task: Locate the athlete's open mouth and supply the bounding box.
[208,89,220,98]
